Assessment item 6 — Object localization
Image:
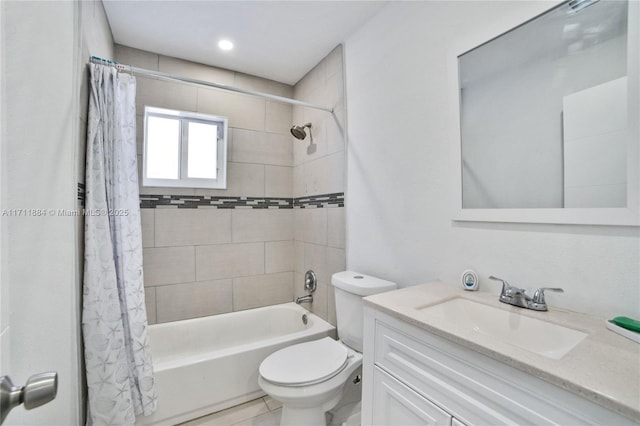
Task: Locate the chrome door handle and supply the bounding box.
[0,372,57,424]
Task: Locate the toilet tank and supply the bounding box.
[331,271,397,352]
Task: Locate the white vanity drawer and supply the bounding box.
[372,366,451,426]
[373,319,635,426]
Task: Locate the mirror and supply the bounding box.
[452,0,639,225]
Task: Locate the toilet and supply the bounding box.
[258,271,397,426]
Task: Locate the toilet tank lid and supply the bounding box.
[331,271,397,296]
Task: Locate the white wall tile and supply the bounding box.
[326,113,345,156]
[294,208,327,245]
[308,282,328,321]
[324,45,344,81]
[197,88,265,131]
[323,70,344,110]
[140,186,197,196]
[326,247,346,280]
[159,55,235,85]
[144,287,157,325]
[231,129,265,163]
[227,162,265,196]
[196,243,264,280]
[327,207,345,248]
[232,129,293,166]
[266,101,293,135]
[293,272,306,301]
[265,166,293,198]
[305,152,344,195]
[235,73,293,98]
[125,46,349,321]
[266,241,294,274]
[141,208,155,248]
[155,279,233,323]
[304,243,327,285]
[294,240,305,274]
[136,76,198,112]
[194,162,265,197]
[155,208,232,247]
[293,164,306,198]
[232,209,293,242]
[115,44,158,70]
[327,284,337,326]
[143,246,195,286]
[233,272,294,311]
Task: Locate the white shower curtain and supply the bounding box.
[83,63,157,425]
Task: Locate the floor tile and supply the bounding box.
[262,395,282,411]
[230,408,282,426]
[179,398,270,426]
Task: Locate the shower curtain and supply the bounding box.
[82,63,156,425]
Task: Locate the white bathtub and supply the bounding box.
[137,302,335,426]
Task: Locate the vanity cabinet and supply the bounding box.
[371,366,456,426]
[362,307,637,426]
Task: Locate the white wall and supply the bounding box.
[344,1,640,319]
[2,1,82,423]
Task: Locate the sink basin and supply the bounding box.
[419,298,587,359]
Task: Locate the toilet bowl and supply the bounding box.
[258,271,396,426]
[259,337,362,426]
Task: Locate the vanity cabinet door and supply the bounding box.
[372,366,452,426]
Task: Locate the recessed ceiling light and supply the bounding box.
[218,39,234,51]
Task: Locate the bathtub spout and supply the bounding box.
[296,295,313,304]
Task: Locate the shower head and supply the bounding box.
[290,123,312,140]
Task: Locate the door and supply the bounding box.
[0,1,82,424]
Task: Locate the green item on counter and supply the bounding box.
[610,316,640,333]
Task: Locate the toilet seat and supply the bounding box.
[259,337,350,387]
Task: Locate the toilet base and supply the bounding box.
[278,387,343,426]
[280,404,331,426]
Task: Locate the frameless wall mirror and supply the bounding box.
[452,0,639,225]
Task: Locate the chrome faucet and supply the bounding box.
[296,295,313,304]
[489,276,563,311]
[296,270,317,305]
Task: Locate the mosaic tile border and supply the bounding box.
[293,193,344,208]
[138,192,344,209]
[77,182,344,209]
[139,195,293,209]
[77,183,86,206]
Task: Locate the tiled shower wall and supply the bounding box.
[114,45,296,324]
[115,45,345,326]
[292,46,346,326]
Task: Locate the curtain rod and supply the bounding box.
[89,56,334,113]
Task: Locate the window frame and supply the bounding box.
[142,106,228,189]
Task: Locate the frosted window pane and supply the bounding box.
[188,122,218,179]
[147,116,180,179]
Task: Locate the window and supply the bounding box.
[143,106,228,189]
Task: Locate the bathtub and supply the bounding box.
[137,302,335,426]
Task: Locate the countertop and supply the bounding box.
[364,281,640,422]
